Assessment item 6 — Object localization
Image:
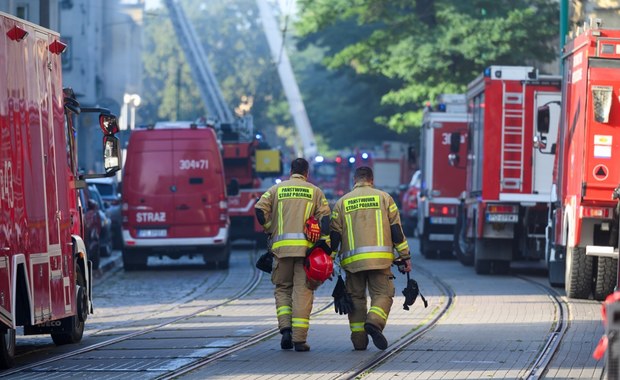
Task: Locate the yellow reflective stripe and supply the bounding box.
[304,202,312,221]
[341,252,395,266]
[389,203,398,213]
[369,306,388,320]
[331,210,339,219]
[350,322,365,332]
[272,239,313,249]
[375,210,384,246]
[261,192,271,198]
[277,306,292,316]
[395,241,409,252]
[278,203,283,235]
[292,318,310,328]
[264,220,272,229]
[345,214,355,250]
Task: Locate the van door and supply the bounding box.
[532,92,561,195]
[172,131,220,238]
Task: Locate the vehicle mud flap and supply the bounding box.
[474,238,511,275]
[565,246,593,299]
[548,247,566,287]
[594,257,618,301]
[0,327,15,369]
[454,202,474,266]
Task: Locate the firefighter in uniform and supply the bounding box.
[255,158,331,352]
[330,166,412,351]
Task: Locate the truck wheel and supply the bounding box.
[90,241,100,270]
[0,327,15,369]
[204,241,231,270]
[122,249,148,271]
[565,246,593,299]
[217,241,231,270]
[51,269,86,345]
[493,260,511,275]
[593,257,617,301]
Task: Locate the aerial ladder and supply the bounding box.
[256,0,317,159]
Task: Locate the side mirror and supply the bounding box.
[100,114,120,135]
[103,135,122,175]
[533,134,548,150]
[536,105,550,134]
[227,178,240,196]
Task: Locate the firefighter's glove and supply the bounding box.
[402,272,428,311]
[255,251,274,274]
[394,258,412,274]
[304,216,321,243]
[332,275,354,315]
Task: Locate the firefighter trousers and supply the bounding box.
[345,268,395,349]
[272,256,314,343]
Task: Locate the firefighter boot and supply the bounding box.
[280,328,293,350]
[351,331,369,351]
[294,342,310,352]
[365,323,388,350]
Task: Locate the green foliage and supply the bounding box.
[296,0,560,132]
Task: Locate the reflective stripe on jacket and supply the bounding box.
[331,182,409,273]
[255,174,330,258]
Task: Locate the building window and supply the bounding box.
[16,5,29,20]
[62,37,72,71]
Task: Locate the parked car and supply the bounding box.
[87,177,122,249]
[79,186,102,270]
[401,170,422,237]
[89,185,113,258]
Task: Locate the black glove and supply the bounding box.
[255,251,274,273]
[332,275,354,315]
[393,258,409,274]
[402,272,428,310]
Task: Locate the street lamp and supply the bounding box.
[120,93,141,130]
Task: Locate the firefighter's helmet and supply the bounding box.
[304,246,334,282]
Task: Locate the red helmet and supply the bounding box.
[304,246,334,282]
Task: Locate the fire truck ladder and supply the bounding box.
[500,83,526,191]
[164,0,233,123]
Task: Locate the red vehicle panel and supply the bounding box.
[122,123,230,269]
[0,11,122,367]
[453,66,561,274]
[546,22,620,300]
[417,95,468,257]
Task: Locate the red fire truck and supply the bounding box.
[220,121,281,243]
[311,156,351,202]
[451,66,561,274]
[417,95,468,258]
[541,20,620,300]
[0,12,122,367]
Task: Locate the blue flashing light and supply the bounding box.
[483,67,491,77]
[361,152,369,160]
[255,133,263,140]
[348,157,356,164]
[315,155,324,163]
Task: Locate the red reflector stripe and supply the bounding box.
[429,204,456,216]
[580,206,612,218]
[487,204,517,214]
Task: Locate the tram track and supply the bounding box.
[0,248,263,378]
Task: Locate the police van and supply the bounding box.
[121,121,230,270]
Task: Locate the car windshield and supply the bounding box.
[92,183,115,197]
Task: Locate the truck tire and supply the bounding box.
[454,204,474,266]
[565,246,593,299]
[51,269,86,345]
[419,234,436,259]
[593,257,617,301]
[205,241,231,270]
[217,241,231,270]
[122,249,148,271]
[0,327,15,369]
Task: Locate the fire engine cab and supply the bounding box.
[542,19,620,300]
[0,11,122,367]
[417,95,468,258]
[451,66,561,274]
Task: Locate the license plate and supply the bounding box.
[486,214,518,223]
[429,217,457,225]
[137,229,167,238]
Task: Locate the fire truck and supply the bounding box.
[0,12,122,367]
[310,156,352,202]
[417,95,468,258]
[541,19,620,300]
[451,66,561,274]
[220,121,282,242]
